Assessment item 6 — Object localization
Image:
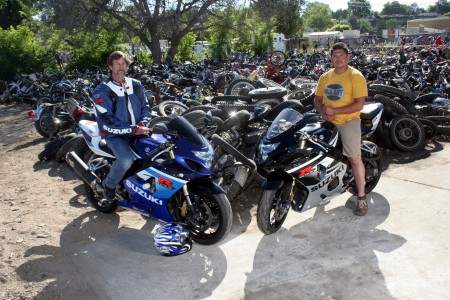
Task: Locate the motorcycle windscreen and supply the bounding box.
[264,108,303,140]
[166,116,204,145]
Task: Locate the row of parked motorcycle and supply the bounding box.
[2,48,450,251]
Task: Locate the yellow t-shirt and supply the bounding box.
[316,66,368,125]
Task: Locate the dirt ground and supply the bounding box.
[0,102,260,299]
[0,102,445,299]
[0,103,151,299]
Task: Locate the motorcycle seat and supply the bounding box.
[360,102,384,120]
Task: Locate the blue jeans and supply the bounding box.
[104,137,135,189]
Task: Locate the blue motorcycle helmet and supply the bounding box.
[154,223,192,256]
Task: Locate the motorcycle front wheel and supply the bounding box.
[185,185,233,245]
[257,181,291,235]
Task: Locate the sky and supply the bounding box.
[316,0,438,12]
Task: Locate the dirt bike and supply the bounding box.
[66,115,233,245]
[254,104,384,234]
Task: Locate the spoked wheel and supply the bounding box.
[270,51,286,66]
[82,151,117,213]
[224,78,258,96]
[389,115,425,152]
[158,100,188,117]
[257,181,292,235]
[185,185,232,245]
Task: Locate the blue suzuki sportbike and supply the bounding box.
[66,115,232,245]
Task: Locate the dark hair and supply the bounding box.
[330,42,349,55]
[107,51,131,67]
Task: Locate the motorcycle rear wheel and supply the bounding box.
[186,185,232,245]
[83,151,117,213]
[257,181,291,235]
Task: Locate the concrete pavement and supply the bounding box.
[68,140,450,300]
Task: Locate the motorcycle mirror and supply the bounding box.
[152,122,169,135]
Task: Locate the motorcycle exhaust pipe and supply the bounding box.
[66,151,100,189]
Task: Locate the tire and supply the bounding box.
[186,184,232,245]
[181,105,227,120]
[54,133,80,162]
[270,51,286,66]
[260,100,305,121]
[373,94,408,116]
[389,115,425,152]
[37,138,65,161]
[224,79,258,96]
[34,108,59,138]
[309,52,325,65]
[247,87,288,100]
[257,180,291,235]
[418,118,438,139]
[158,100,188,117]
[215,110,250,134]
[369,84,408,98]
[83,150,117,213]
[182,110,208,128]
[149,116,173,127]
[426,116,450,135]
[211,95,252,104]
[348,141,382,195]
[414,93,441,105]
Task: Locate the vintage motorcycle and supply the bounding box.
[66,115,233,245]
[255,103,384,234]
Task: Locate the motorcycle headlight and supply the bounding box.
[258,142,280,161]
[193,146,214,168]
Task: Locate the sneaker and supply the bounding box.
[355,196,368,216]
[101,181,116,206]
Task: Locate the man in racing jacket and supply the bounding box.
[92,50,151,205]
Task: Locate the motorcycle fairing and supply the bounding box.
[120,167,188,221]
[293,156,349,212]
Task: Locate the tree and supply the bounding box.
[347,0,371,19]
[302,2,334,31]
[381,1,408,16]
[428,0,450,14]
[328,23,351,32]
[34,0,101,32]
[0,0,35,29]
[273,0,304,37]
[79,0,226,64]
[386,18,398,29]
[359,18,371,33]
[0,25,48,79]
[332,9,349,21]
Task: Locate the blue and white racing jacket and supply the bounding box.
[92,77,151,139]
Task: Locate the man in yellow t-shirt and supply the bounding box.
[314,42,369,216]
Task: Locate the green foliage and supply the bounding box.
[0,25,48,80]
[328,23,351,32]
[303,2,335,31]
[175,31,197,62]
[386,19,398,29]
[428,0,450,14]
[332,9,349,21]
[347,0,371,19]
[380,1,408,15]
[359,18,371,33]
[64,29,124,71]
